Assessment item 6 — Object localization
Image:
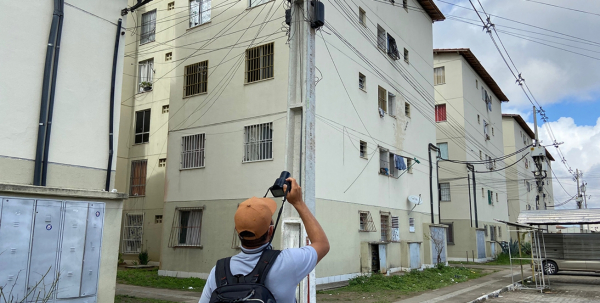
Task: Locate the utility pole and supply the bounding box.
[283,1,317,303]
[531,107,547,211]
[576,169,584,233]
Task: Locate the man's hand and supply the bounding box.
[283,177,329,263]
[284,177,303,205]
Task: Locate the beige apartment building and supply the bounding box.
[127,0,449,285]
[433,49,510,262]
[0,1,128,303]
[115,0,175,264]
[502,114,555,238]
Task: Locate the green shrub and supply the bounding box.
[138,250,149,265]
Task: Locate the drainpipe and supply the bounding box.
[105,19,123,191]
[34,0,64,186]
[468,164,479,228]
[41,0,65,186]
[428,144,440,224]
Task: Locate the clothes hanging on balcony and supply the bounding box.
[379,107,385,117]
[394,154,406,170]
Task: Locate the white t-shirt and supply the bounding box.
[199,244,318,303]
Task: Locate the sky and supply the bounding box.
[432,0,600,209]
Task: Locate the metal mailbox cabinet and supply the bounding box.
[0,198,105,303]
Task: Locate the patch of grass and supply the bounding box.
[115,295,179,303]
[448,252,532,266]
[116,268,206,292]
[317,265,488,303]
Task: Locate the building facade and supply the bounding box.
[0,1,128,303]
[115,0,174,264]
[153,0,445,284]
[433,49,509,262]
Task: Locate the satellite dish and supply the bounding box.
[408,195,422,205]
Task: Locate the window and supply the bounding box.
[409,217,415,233]
[407,157,413,173]
[130,160,147,196]
[440,183,451,202]
[476,79,478,89]
[496,193,499,203]
[359,73,366,91]
[246,43,274,83]
[391,216,399,242]
[359,211,376,232]
[388,92,396,116]
[403,0,408,9]
[484,225,488,237]
[498,226,502,237]
[140,10,156,44]
[165,52,172,61]
[162,105,169,113]
[405,102,411,118]
[379,148,389,175]
[168,2,175,10]
[387,34,400,60]
[486,155,493,170]
[492,127,495,136]
[380,213,390,242]
[437,142,448,160]
[490,225,496,241]
[359,7,366,26]
[434,67,445,85]
[378,86,387,113]
[483,120,490,140]
[249,0,269,7]
[388,152,398,177]
[377,25,386,51]
[155,215,163,223]
[243,122,273,162]
[134,109,151,144]
[444,222,454,244]
[477,114,480,124]
[181,134,205,169]
[122,214,144,253]
[481,188,484,198]
[435,104,446,122]
[488,190,493,205]
[360,141,367,158]
[190,0,211,27]
[404,48,409,64]
[184,61,208,97]
[168,207,203,247]
[138,59,154,92]
[479,150,482,160]
[526,181,531,192]
[158,158,166,167]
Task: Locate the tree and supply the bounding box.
[425,228,446,266]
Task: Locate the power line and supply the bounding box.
[523,0,600,18]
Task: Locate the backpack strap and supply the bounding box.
[244,250,281,284]
[215,257,234,287]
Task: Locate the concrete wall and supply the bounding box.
[434,52,509,259]
[0,0,127,190]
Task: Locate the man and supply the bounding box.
[199,177,329,303]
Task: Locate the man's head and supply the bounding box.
[235,197,277,248]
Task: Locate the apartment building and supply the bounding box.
[502,114,555,237]
[150,0,445,284]
[433,49,509,261]
[115,0,174,264]
[0,1,128,303]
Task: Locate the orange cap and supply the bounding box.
[235,197,277,240]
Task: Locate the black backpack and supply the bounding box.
[209,250,281,303]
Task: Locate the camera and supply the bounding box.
[270,171,292,197]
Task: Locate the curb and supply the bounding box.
[468,283,519,303]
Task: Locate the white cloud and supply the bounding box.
[434,0,600,109]
[536,117,600,209]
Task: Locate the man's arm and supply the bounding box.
[284,178,330,262]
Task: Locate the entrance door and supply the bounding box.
[477,230,486,259]
[430,226,447,264]
[371,244,380,273]
[379,244,387,274]
[409,243,421,269]
[491,242,496,257]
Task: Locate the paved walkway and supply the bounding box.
[488,272,600,303]
[116,284,202,303]
[393,267,520,303]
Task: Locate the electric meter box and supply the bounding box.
[0,197,105,303]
